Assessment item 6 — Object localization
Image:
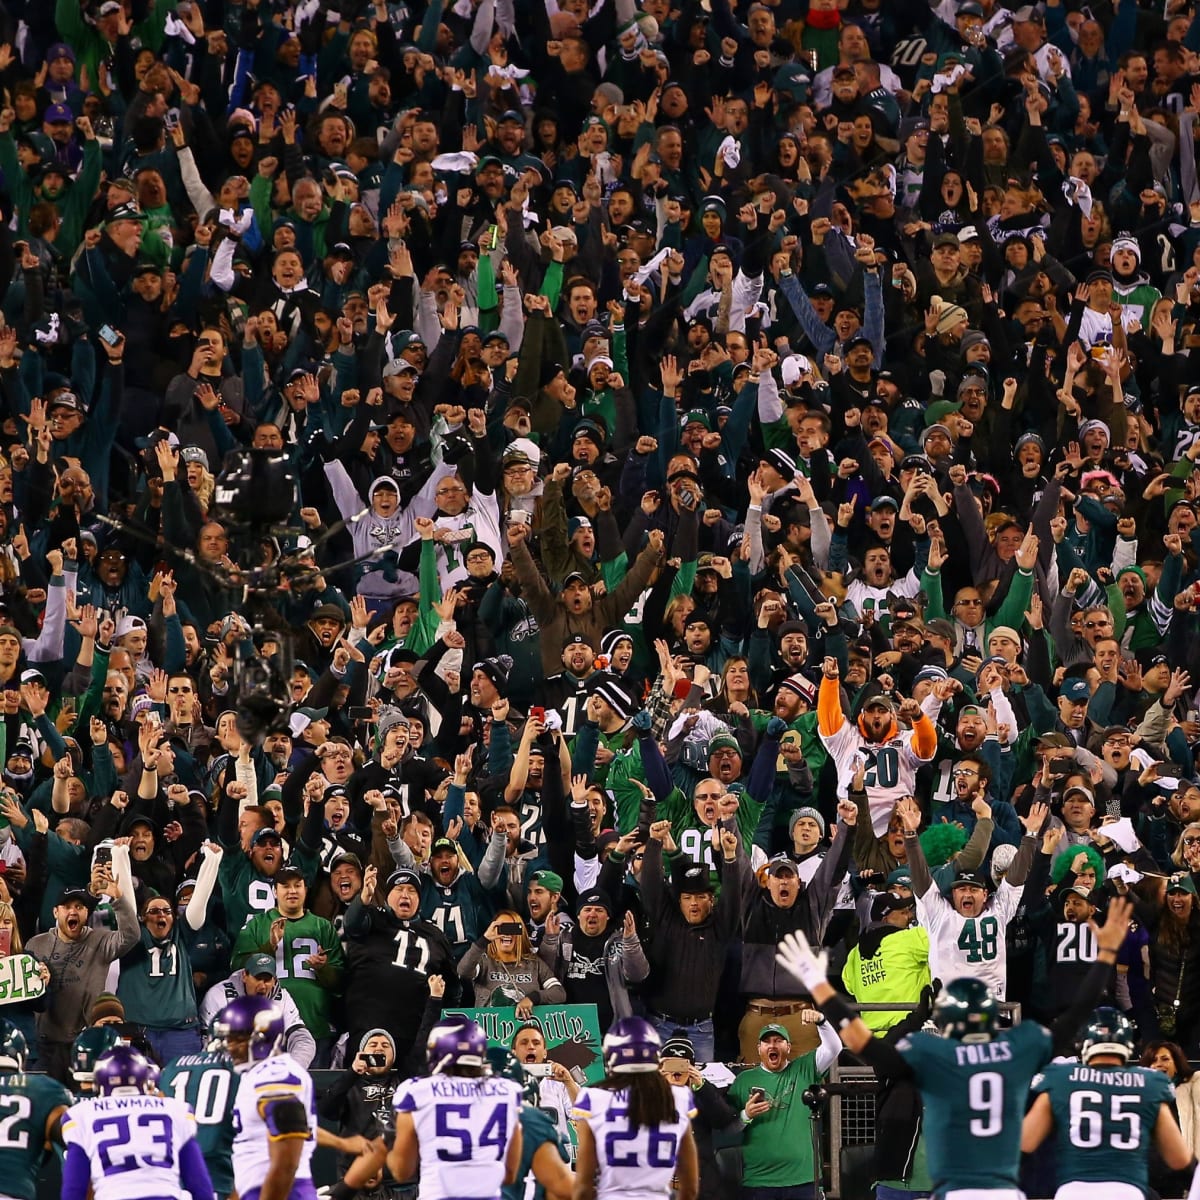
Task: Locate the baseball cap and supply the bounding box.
[1060,677,1090,703]
[950,871,990,889]
[244,952,277,978]
[758,1023,791,1041]
[766,853,799,877]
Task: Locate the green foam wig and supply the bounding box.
[1050,844,1106,886]
[920,822,968,868]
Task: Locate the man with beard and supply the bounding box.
[728,1016,844,1191]
[544,634,598,737]
[115,888,204,1063]
[27,846,139,1083]
[417,826,506,961]
[197,952,315,1065]
[904,799,1046,1000]
[524,870,567,947]
[537,890,648,1032]
[818,656,937,835]
[216,795,322,935]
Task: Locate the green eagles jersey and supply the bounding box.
[0,1071,73,1200]
[160,1051,238,1194]
[232,908,344,1037]
[896,1020,1052,1192]
[502,1105,570,1200]
[218,844,320,935]
[117,925,199,1029]
[419,874,498,961]
[1033,1061,1173,1191]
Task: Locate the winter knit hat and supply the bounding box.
[790,806,826,836]
[358,1027,398,1057]
[472,655,514,694]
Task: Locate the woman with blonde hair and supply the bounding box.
[1170,822,1200,874]
[457,910,566,1016]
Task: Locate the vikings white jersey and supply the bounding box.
[393,1074,522,1200]
[917,881,1023,1000]
[231,1054,316,1198]
[62,1093,198,1200]
[570,1084,695,1200]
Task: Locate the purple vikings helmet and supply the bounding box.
[214,995,286,1062]
[603,1017,662,1074]
[427,1017,488,1075]
[93,1045,156,1095]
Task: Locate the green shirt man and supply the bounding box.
[231,866,344,1039]
[727,1020,842,1188]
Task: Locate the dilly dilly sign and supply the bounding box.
[0,955,46,1004]
[442,1003,604,1083]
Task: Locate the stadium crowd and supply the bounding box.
[1,0,1200,1188]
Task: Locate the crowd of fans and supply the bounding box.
[1,0,1200,1187]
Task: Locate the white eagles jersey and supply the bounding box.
[231,1054,315,1196]
[570,1084,695,1200]
[392,1074,522,1200]
[916,880,1023,1000]
[63,1093,197,1200]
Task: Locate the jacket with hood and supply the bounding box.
[537,916,651,1023]
[842,922,932,1033]
[739,819,855,998]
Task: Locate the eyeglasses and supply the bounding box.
[168,686,193,694]
[951,768,978,777]
[143,907,173,917]
[632,853,646,861]
[1184,837,1200,847]
[953,598,982,607]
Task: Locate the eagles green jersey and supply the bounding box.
[502,1105,569,1200]
[117,924,199,1029]
[1033,1061,1173,1191]
[160,1051,238,1194]
[420,874,499,961]
[896,1020,1052,1192]
[218,844,320,935]
[232,908,344,1037]
[0,1071,73,1200]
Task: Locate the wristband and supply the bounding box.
[817,991,859,1032]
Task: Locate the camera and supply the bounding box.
[497,922,523,936]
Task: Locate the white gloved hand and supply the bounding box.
[776,930,829,993]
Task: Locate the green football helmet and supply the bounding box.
[486,1046,539,1105]
[71,1026,122,1087]
[931,978,999,1042]
[1080,1007,1136,1063]
[0,1018,28,1071]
